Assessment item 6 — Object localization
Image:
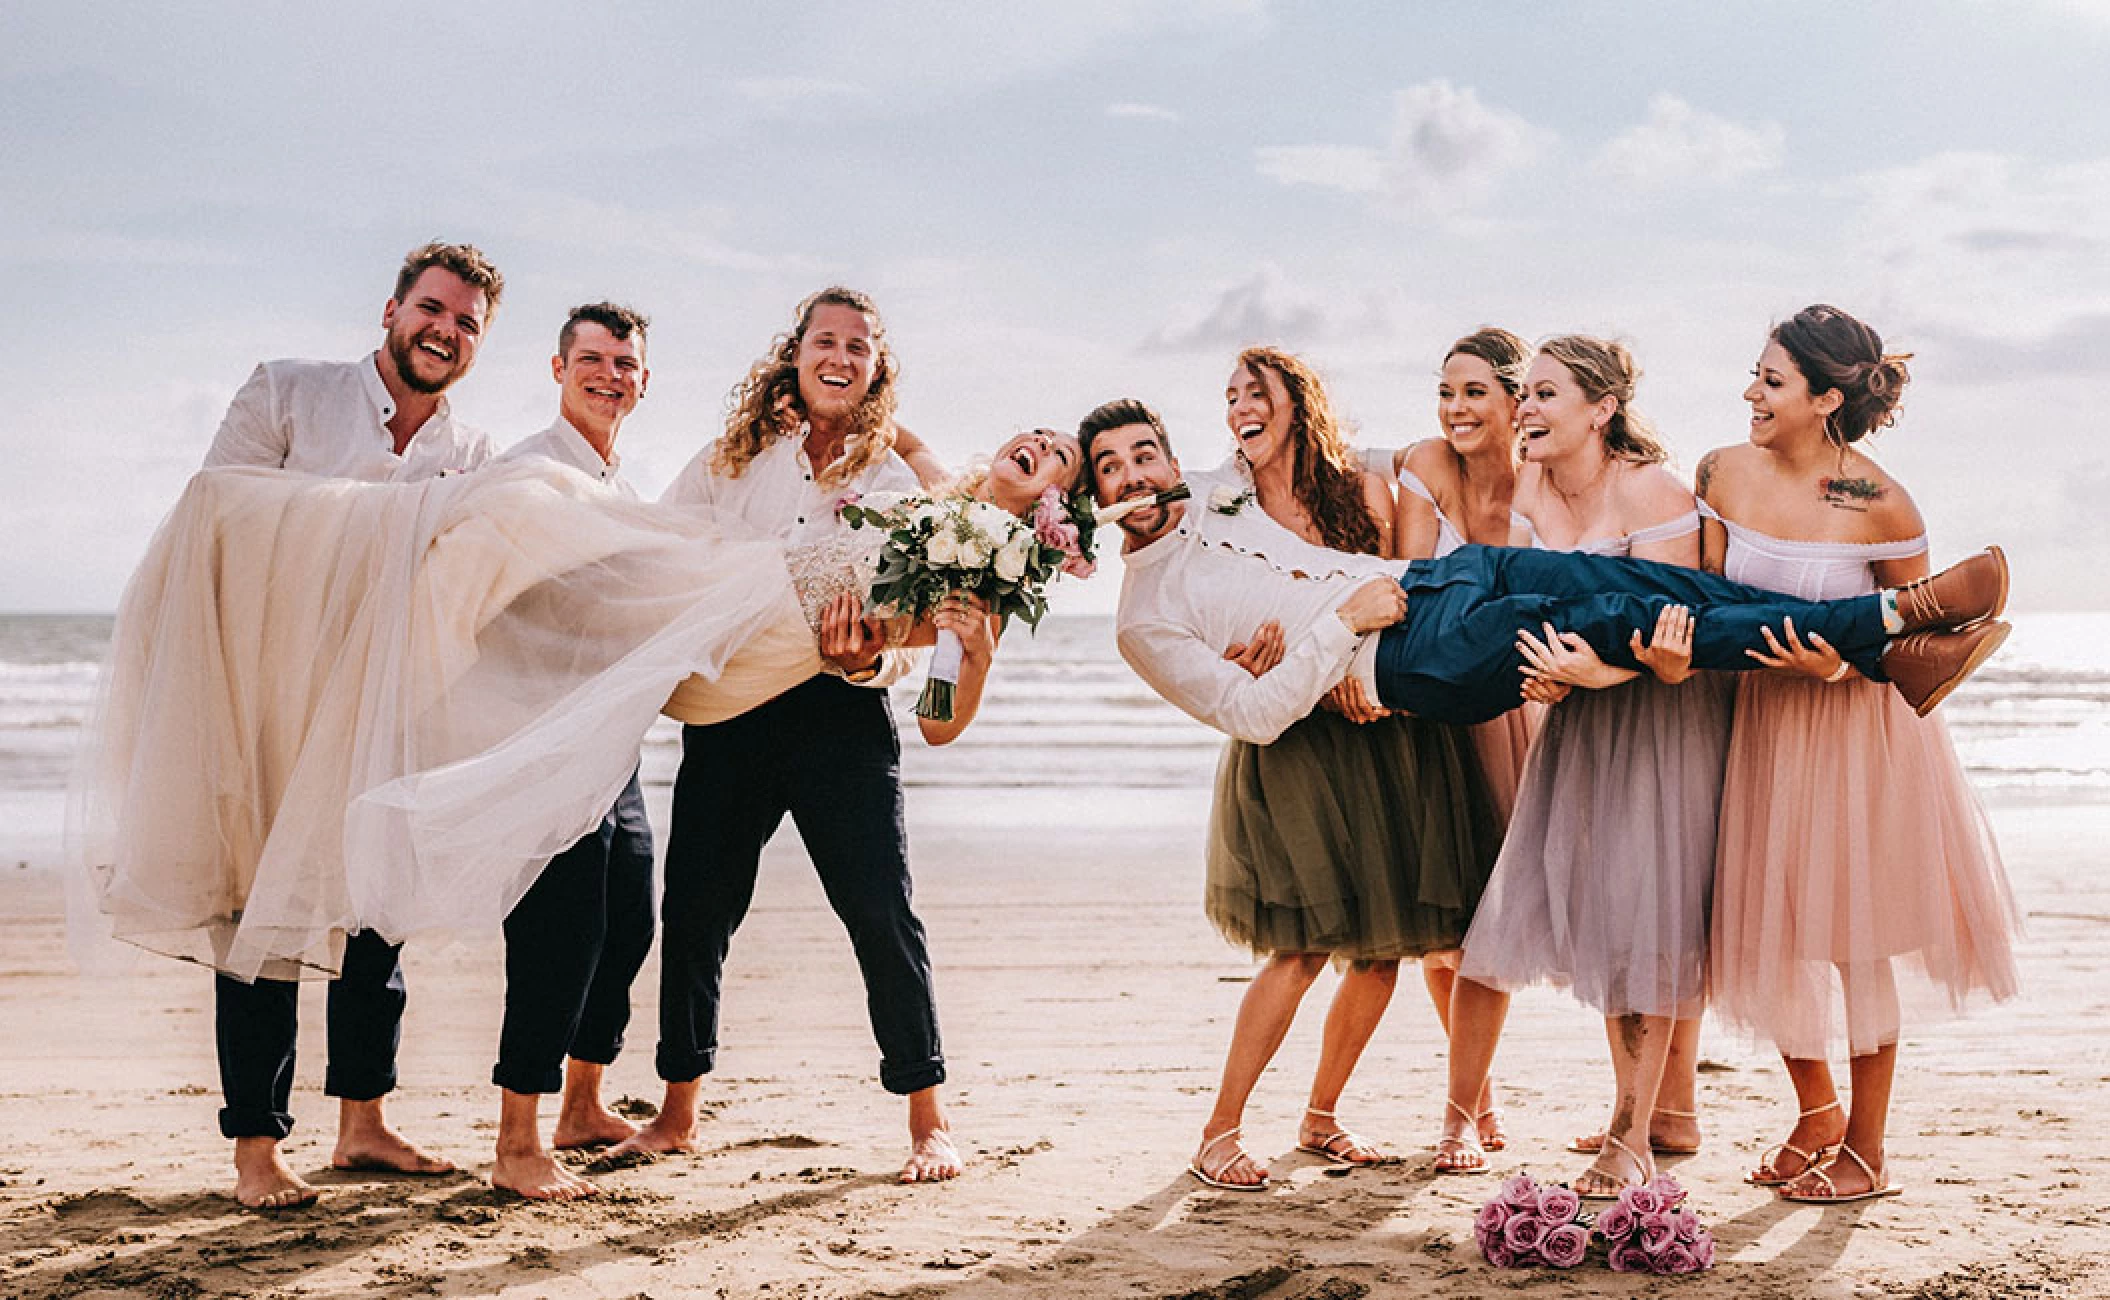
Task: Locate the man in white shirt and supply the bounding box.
[485,304,656,1200]
[1082,400,2009,737]
[614,287,962,1184]
[205,241,503,1209]
[206,244,498,479]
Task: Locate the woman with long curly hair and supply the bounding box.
[1184,346,1504,1190]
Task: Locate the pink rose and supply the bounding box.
[1502,1213,1546,1254]
[1474,1201,1511,1238]
[1498,1173,1540,1211]
[1647,1175,1687,1208]
[1692,1233,1716,1270]
[1638,1211,1677,1254]
[1622,1185,1662,1216]
[1060,554,1097,579]
[1481,1241,1517,1269]
[1535,1184,1582,1225]
[1607,1242,1648,1274]
[1594,1203,1635,1241]
[1666,1244,1703,1274]
[1674,1208,1701,1242]
[1540,1223,1589,1269]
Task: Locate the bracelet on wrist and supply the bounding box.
[1823,660,1851,683]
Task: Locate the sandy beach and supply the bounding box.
[1,783,2104,1300]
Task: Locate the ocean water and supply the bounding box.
[5,611,2108,855]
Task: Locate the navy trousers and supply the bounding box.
[493,770,656,1095]
[1375,544,1890,726]
[215,928,403,1140]
[655,674,944,1096]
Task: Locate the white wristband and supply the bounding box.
[1824,660,1852,683]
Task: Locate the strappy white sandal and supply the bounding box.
[1778,1144,1905,1204]
[1188,1128,1270,1191]
[1575,1131,1654,1200]
[1297,1106,1387,1166]
[1748,1099,1845,1187]
[1434,1099,1488,1175]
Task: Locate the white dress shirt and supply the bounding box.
[1115,488,1401,745]
[496,418,635,498]
[662,431,921,687]
[203,353,494,481]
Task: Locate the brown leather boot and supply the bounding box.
[1891,546,2008,632]
[1880,620,2011,716]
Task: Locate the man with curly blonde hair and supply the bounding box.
[620,288,962,1183]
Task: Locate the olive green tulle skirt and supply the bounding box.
[1205,710,1504,960]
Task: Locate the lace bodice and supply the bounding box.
[1700,501,1927,600]
[785,526,912,643]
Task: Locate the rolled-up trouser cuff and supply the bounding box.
[491,1062,563,1096]
[655,1045,715,1084]
[325,1067,396,1102]
[880,1058,946,1096]
[220,1106,294,1141]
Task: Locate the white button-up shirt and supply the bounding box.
[496,417,635,498]
[662,431,922,687]
[203,353,494,481]
[1115,490,1401,745]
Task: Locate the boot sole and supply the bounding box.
[1913,620,2010,717]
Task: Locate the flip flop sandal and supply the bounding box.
[1433,1099,1488,1175]
[1575,1132,1654,1201]
[1748,1100,1844,1186]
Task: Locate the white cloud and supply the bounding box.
[1106,101,1181,123]
[1256,80,1548,218]
[1143,265,1342,352]
[1599,94,1784,186]
[1845,151,2110,349]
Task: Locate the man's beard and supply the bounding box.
[386,328,465,396]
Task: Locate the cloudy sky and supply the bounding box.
[6,1,2108,612]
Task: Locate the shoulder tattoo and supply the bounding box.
[1694,450,1719,501]
[1821,476,1884,511]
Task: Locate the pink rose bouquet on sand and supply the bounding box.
[1595,1176,1716,1274]
[1474,1174,1591,1270]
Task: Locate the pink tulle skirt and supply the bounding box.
[1709,672,2020,1059]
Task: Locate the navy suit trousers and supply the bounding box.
[1374,544,1889,725]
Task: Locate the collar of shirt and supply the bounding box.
[361,350,452,445]
[545,416,623,482]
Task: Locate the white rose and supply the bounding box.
[961,528,994,567]
[1208,484,1242,513]
[994,534,1030,582]
[910,502,943,530]
[967,501,1012,540]
[926,530,961,566]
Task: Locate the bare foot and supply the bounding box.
[333,1098,454,1174]
[232,1137,319,1210]
[331,1125,454,1175]
[492,1148,599,1201]
[554,1104,638,1151]
[608,1112,698,1159]
[901,1128,963,1184]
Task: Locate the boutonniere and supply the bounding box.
[1208,484,1254,516]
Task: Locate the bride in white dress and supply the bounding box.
[70,431,1084,984]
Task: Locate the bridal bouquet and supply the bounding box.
[841,486,1156,720]
[1595,1176,1715,1275]
[1474,1174,1590,1269]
